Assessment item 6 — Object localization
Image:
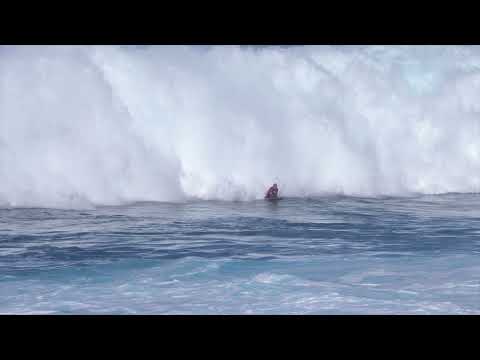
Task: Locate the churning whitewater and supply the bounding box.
[2,45,480,208]
[3,46,480,315]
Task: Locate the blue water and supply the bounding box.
[1,194,480,314]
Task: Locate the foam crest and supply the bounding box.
[1,45,480,207]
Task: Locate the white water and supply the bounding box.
[2,45,480,207]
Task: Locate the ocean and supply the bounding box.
[1,45,480,314]
[1,194,480,314]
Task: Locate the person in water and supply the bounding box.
[265,183,279,199]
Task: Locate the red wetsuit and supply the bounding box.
[265,186,278,199]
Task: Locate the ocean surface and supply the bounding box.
[2,194,480,314]
[2,45,480,314]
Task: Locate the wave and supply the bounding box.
[1,45,480,207]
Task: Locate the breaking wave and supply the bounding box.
[2,45,480,207]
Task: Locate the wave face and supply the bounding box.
[2,45,480,207]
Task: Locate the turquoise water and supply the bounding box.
[2,194,480,314]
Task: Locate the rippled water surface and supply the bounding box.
[2,194,480,314]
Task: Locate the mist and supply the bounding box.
[1,45,480,207]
